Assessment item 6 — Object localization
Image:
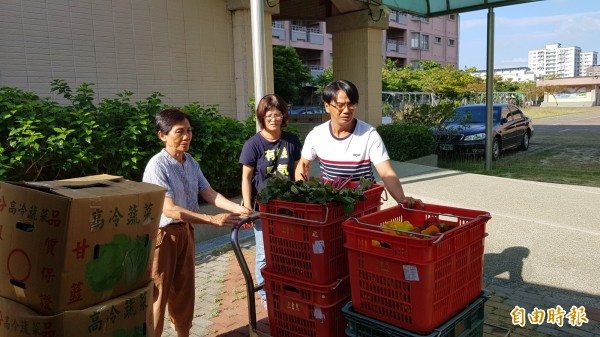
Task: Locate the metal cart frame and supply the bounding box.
[230,214,270,337]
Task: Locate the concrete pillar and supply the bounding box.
[194,1,278,244]
[326,9,388,126]
[227,0,278,121]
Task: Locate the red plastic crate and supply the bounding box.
[258,183,384,224]
[341,203,490,334]
[262,268,351,337]
[258,184,384,284]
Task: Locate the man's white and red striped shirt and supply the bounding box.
[301,119,390,183]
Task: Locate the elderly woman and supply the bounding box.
[143,108,252,337]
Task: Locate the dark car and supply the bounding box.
[434,103,534,160]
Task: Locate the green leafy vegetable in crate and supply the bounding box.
[257,173,372,215]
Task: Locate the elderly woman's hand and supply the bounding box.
[398,196,424,209]
[236,205,253,216]
[211,213,242,227]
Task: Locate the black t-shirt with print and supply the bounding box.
[239,131,302,205]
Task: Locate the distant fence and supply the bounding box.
[382,92,437,110]
[464,92,524,106]
[383,91,525,109]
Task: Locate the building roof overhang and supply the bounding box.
[379,0,543,17]
[275,0,543,20]
[537,77,600,87]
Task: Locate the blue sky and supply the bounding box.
[458,0,600,70]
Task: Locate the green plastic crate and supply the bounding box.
[342,290,489,337]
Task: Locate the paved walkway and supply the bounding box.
[158,234,600,337]
[158,160,600,337]
[160,237,269,337]
[156,235,600,337]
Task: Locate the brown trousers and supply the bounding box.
[152,222,195,336]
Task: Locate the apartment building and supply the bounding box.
[585,65,600,77]
[528,43,598,78]
[581,51,598,75]
[271,11,459,78]
[472,67,536,82]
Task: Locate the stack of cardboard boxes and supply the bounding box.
[0,175,165,337]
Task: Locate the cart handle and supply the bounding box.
[254,206,331,224]
[397,203,491,220]
[233,213,262,230]
[345,216,445,244]
[231,213,262,331]
[381,188,389,202]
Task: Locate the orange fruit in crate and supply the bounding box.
[421,224,441,236]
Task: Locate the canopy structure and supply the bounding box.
[379,0,543,17]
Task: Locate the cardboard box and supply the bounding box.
[0,175,166,314]
[0,281,154,337]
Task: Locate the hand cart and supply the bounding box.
[230,213,270,337]
[229,209,341,337]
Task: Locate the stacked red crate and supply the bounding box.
[342,203,491,335]
[257,183,384,337]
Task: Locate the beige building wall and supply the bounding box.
[0,0,274,119]
[537,77,600,107]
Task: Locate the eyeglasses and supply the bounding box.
[265,114,283,121]
[328,102,356,112]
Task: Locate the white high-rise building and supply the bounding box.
[528,43,598,78]
[528,43,580,78]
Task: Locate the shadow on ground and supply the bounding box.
[482,246,600,335]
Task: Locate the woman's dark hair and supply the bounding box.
[322,80,359,105]
[256,94,289,129]
[155,108,192,134]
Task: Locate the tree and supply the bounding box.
[494,76,520,92]
[541,84,564,106]
[272,46,312,105]
[310,66,333,93]
[517,80,545,105]
[382,60,481,100]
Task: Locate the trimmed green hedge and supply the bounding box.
[0,80,255,197]
[376,123,436,162]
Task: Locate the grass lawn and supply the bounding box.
[521,106,600,119]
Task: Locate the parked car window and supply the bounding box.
[511,109,524,120]
[507,105,526,119]
[502,107,513,122]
